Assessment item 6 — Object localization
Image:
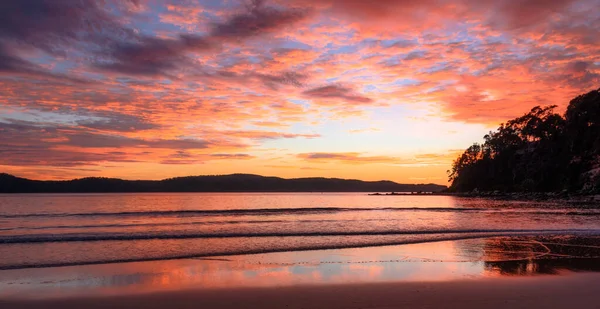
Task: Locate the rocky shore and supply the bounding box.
[369,190,600,203]
[444,191,600,203]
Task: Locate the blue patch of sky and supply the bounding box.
[360,38,380,46]
[377,79,422,91]
[325,44,359,55]
[1,109,103,126]
[404,50,428,60]
[288,99,311,108]
[200,0,234,10]
[380,56,402,67]
[422,61,453,74]
[345,73,377,85]
[380,38,419,48]
[130,4,178,36]
[363,85,378,93]
[247,56,262,64]
[52,61,77,74]
[217,54,244,68]
[278,40,313,50]
[27,54,54,67]
[82,72,108,81]
[483,33,509,45]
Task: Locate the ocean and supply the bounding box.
[1,193,600,270]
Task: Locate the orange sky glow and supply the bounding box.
[1,0,599,184]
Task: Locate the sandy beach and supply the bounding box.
[2,274,600,309]
[2,236,600,308]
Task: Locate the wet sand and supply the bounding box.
[2,236,600,308]
[2,274,600,309]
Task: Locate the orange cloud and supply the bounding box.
[297,153,399,164]
[1,0,598,183]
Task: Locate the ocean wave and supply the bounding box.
[2,207,600,218]
[2,228,600,244]
[0,218,398,232]
[1,230,599,270]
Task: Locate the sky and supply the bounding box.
[0,0,599,184]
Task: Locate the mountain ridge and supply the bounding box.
[0,173,447,193]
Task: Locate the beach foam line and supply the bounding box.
[2,228,600,244]
[0,218,411,232]
[2,207,600,218]
[1,231,599,270]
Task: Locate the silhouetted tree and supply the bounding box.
[449,88,600,193]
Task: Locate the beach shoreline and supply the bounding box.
[2,273,600,309]
[2,235,600,307]
[371,191,600,203]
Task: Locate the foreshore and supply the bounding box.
[3,274,600,309]
[2,236,600,308]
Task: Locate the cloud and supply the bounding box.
[219,130,320,140]
[349,128,381,134]
[297,152,398,164]
[393,150,466,167]
[76,112,160,132]
[2,0,599,182]
[0,144,139,167]
[0,0,136,80]
[210,153,255,159]
[263,164,333,170]
[554,61,600,87]
[0,119,218,167]
[1,0,309,79]
[0,116,325,167]
[196,70,307,90]
[0,44,88,83]
[303,85,373,104]
[257,71,307,89]
[297,0,585,32]
[209,0,308,40]
[0,0,135,54]
[0,120,211,149]
[95,35,212,77]
[158,151,255,165]
[97,0,308,77]
[67,133,212,149]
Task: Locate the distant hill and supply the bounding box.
[0,174,446,193]
[0,173,447,193]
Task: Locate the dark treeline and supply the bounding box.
[449,88,600,194]
[0,173,446,193]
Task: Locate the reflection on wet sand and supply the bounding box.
[482,236,600,276]
[1,236,599,299]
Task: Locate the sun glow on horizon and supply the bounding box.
[1,0,599,184]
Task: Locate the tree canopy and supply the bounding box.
[449,88,600,193]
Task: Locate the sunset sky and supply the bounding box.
[1,0,599,184]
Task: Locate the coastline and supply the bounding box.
[2,235,600,308]
[370,191,600,203]
[447,192,600,203]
